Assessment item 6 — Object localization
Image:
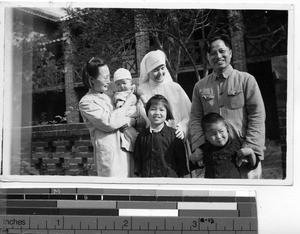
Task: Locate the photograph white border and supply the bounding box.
[0,0,294,186]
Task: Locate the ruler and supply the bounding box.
[0,188,258,234]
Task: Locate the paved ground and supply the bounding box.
[261,139,284,179]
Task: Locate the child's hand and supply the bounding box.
[190,148,204,168]
[197,159,205,168]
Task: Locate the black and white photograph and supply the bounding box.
[0,1,299,233]
[1,4,290,182]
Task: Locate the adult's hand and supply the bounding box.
[237,147,256,167]
[175,125,185,140]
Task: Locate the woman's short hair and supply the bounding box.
[82,57,107,89]
[204,34,232,54]
[145,94,174,121]
[201,112,226,133]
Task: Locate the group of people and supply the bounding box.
[79,34,266,179]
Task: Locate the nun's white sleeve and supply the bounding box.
[172,83,191,135]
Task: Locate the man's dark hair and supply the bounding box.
[204,34,232,54]
[201,112,226,133]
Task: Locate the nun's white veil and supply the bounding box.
[139,50,173,85]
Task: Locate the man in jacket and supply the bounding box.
[189,34,266,178]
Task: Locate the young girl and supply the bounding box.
[133,94,190,178]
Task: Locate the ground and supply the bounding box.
[261,139,284,179]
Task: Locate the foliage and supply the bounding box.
[135,9,229,80]
[13,20,64,92]
[12,16,65,126]
[62,8,229,81]
[243,10,288,53]
[62,8,136,74]
[30,111,68,126]
[31,47,64,90]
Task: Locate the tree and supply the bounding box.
[134,9,225,81]
[242,10,287,55]
[62,8,287,83]
[62,8,230,82]
[62,8,137,77]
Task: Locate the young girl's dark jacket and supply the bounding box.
[134,124,189,177]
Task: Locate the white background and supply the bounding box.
[1,0,300,233]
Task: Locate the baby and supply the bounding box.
[112,68,140,153]
[113,68,147,108]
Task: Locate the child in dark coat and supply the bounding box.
[134,94,190,178]
[195,112,256,178]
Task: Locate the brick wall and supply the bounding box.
[20,124,97,176]
[271,55,287,178]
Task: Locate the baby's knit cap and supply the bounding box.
[113,68,132,82]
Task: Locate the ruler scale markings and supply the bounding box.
[2,188,258,233]
[1,216,257,232]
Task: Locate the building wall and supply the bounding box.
[271,55,287,179]
[19,124,97,176]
